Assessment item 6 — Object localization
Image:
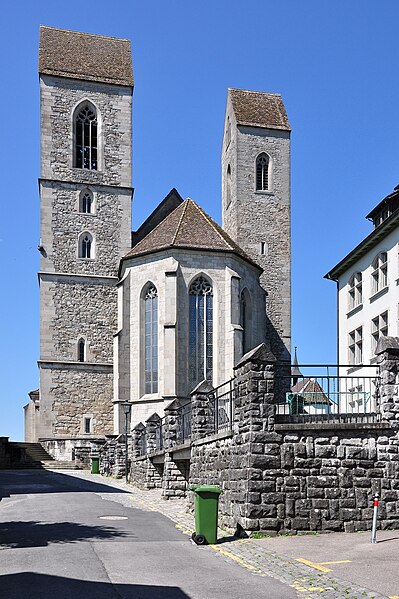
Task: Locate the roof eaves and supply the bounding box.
[325,210,399,280]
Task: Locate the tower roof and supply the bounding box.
[229,88,291,131]
[122,199,261,269]
[39,26,134,87]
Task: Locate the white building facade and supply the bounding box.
[326,188,399,412]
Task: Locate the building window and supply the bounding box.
[371,252,388,294]
[189,276,213,389]
[144,285,158,394]
[74,103,98,170]
[348,272,362,310]
[79,232,93,259]
[226,165,231,207]
[256,153,270,191]
[79,189,93,214]
[348,327,362,364]
[240,288,252,355]
[260,241,267,256]
[371,311,388,353]
[84,417,91,433]
[78,338,85,362]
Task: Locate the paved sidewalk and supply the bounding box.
[64,470,395,599]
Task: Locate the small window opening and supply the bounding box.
[79,233,93,259]
[260,241,267,255]
[78,338,85,362]
[84,417,91,433]
[226,165,231,207]
[80,190,93,214]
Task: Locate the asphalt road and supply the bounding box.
[0,469,297,599]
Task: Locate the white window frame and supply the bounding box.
[348,272,362,310]
[371,252,388,295]
[348,326,363,365]
[371,311,388,354]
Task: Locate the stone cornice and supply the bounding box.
[38,360,113,372]
[39,177,134,194]
[38,271,118,282]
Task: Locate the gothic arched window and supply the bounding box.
[256,153,270,191]
[79,189,93,214]
[189,276,213,389]
[144,284,158,394]
[78,338,85,362]
[74,103,98,170]
[79,232,93,259]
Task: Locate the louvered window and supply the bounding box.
[256,153,269,191]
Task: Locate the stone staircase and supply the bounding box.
[10,442,79,470]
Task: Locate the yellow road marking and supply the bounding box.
[296,558,331,572]
[291,581,328,593]
[210,545,267,576]
[175,523,192,535]
[318,560,352,565]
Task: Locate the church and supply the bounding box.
[24,26,291,461]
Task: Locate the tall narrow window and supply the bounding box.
[226,165,231,207]
[78,338,85,362]
[79,190,93,214]
[75,103,98,170]
[256,153,270,191]
[348,327,363,365]
[348,272,362,310]
[371,311,388,353]
[240,288,252,355]
[79,232,93,259]
[144,285,158,394]
[371,252,388,294]
[84,417,91,433]
[189,276,213,389]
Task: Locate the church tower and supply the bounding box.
[36,27,133,455]
[222,89,291,363]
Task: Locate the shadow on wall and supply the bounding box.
[1,573,190,599]
[0,520,132,549]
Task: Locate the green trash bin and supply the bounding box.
[91,456,100,474]
[190,485,223,545]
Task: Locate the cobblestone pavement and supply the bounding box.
[63,470,390,599]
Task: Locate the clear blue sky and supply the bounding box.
[1,1,399,440]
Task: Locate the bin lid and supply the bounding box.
[189,485,223,494]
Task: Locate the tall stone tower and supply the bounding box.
[222,89,291,362]
[36,27,133,455]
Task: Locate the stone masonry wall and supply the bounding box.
[189,342,399,534]
[39,367,113,441]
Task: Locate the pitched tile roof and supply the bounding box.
[39,26,134,87]
[122,199,260,268]
[229,88,290,131]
